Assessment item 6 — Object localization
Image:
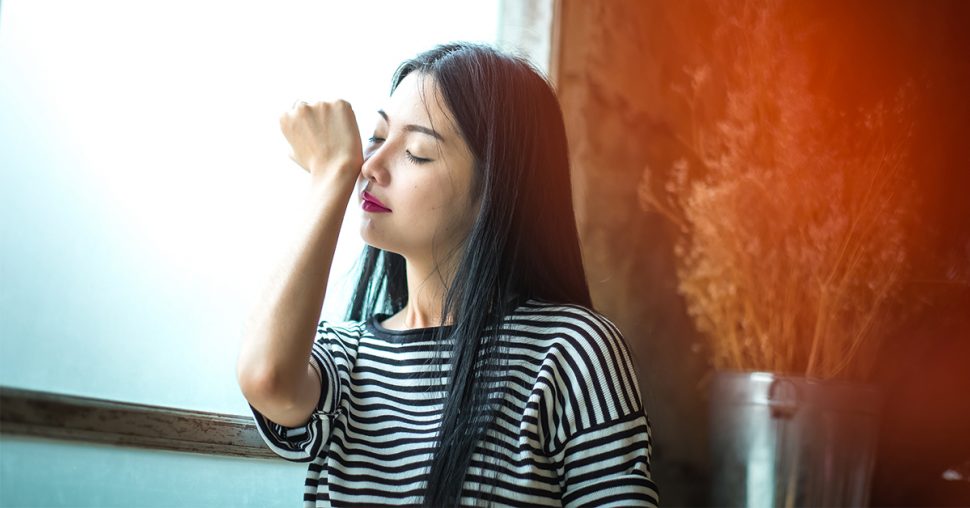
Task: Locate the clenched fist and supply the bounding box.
[280,100,363,183]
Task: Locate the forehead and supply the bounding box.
[383,72,459,141]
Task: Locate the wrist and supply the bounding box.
[308,164,359,193]
[310,171,357,201]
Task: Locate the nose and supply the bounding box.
[361,142,390,187]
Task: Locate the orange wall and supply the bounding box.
[556,0,970,504]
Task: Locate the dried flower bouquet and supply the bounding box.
[638,0,919,381]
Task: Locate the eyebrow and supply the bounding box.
[377,109,445,143]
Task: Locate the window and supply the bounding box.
[0,0,555,418]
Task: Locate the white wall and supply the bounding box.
[1,434,308,507]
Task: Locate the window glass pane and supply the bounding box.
[0,0,500,415]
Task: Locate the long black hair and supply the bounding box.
[346,42,592,506]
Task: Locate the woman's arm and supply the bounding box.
[557,411,659,507]
[236,100,362,428]
[544,306,660,506]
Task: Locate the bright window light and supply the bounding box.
[0,0,500,414]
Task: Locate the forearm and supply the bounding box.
[237,171,357,399]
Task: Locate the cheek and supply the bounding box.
[398,167,476,230]
[406,176,450,213]
[442,195,479,237]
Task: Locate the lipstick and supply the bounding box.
[361,191,391,213]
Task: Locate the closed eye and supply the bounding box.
[368,135,431,164]
[406,151,432,164]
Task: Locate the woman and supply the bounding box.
[237,42,659,507]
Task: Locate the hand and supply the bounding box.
[279,100,363,182]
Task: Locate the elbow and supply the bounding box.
[235,330,308,413]
[236,330,282,399]
[237,364,301,416]
[236,343,262,396]
[237,361,274,404]
[236,349,288,405]
[237,358,317,429]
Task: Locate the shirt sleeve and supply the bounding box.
[556,410,659,507]
[546,306,660,507]
[248,319,356,462]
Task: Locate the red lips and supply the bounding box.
[361,190,391,213]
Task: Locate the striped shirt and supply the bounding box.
[248,298,659,507]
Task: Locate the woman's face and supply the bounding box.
[357,72,479,264]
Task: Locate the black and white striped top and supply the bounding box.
[248,298,659,507]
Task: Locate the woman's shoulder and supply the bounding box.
[505,298,632,358]
[510,299,645,426]
[509,298,623,336]
[316,317,368,341]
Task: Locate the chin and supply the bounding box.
[358,227,400,255]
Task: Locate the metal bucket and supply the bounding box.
[709,371,884,507]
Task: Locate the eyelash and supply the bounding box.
[367,136,431,164]
[405,151,431,164]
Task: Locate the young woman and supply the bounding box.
[237,42,659,507]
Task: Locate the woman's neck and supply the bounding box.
[381,255,457,330]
